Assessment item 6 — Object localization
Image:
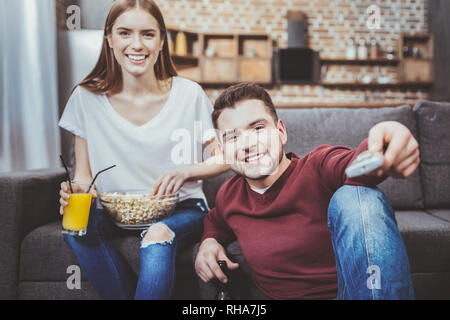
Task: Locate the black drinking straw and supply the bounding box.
[87,165,116,194]
[59,155,74,193]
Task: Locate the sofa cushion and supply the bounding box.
[394,210,450,273]
[20,221,82,282]
[429,209,450,223]
[22,210,450,282]
[19,221,198,286]
[276,106,424,210]
[18,281,98,300]
[410,272,450,300]
[413,100,450,208]
[203,170,235,209]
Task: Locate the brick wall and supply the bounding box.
[158,0,429,106]
[56,0,429,106]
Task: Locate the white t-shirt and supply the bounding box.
[250,185,271,194]
[58,77,216,206]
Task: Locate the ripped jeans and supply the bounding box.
[63,198,207,300]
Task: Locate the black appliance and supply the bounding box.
[273,48,320,84]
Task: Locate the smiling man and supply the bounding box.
[194,83,419,300]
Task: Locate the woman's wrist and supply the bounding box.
[72,176,93,184]
[178,167,193,182]
[184,163,230,182]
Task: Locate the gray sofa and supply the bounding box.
[1,100,450,300]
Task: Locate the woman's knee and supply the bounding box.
[141,223,176,248]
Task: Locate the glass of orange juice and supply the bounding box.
[62,182,94,236]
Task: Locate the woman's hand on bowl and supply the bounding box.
[150,168,189,198]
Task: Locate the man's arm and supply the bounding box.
[367,121,420,178]
[195,204,239,283]
[317,121,420,191]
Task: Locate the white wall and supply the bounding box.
[79,0,114,30]
[57,30,104,163]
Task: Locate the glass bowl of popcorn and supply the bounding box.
[100,190,179,229]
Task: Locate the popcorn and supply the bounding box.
[100,192,177,224]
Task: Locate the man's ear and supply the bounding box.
[277,119,288,145]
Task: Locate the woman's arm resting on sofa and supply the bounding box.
[150,137,230,197]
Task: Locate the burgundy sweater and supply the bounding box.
[201,139,386,300]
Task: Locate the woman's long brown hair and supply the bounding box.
[78,0,177,95]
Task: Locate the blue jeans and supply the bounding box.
[328,185,415,300]
[63,198,207,300]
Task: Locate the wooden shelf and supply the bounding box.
[320,81,433,89]
[200,81,433,89]
[201,33,273,84]
[398,33,433,82]
[275,101,416,109]
[320,58,399,65]
[402,33,431,41]
[201,81,273,87]
[202,57,237,61]
[168,29,273,84]
[171,54,198,65]
[168,30,433,93]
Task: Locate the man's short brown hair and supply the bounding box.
[212,83,279,129]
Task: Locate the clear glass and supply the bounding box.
[62,182,94,236]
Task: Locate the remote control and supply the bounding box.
[345,151,384,178]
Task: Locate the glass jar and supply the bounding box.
[370,39,378,59]
[346,39,356,60]
[358,39,368,60]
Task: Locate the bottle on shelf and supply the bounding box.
[345,39,356,60]
[175,31,187,56]
[167,32,174,54]
[357,39,368,60]
[205,43,215,57]
[411,46,420,58]
[216,260,232,300]
[370,39,379,59]
[402,44,410,58]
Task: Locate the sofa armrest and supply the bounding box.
[0,168,65,299]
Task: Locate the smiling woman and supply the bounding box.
[79,0,176,94]
[107,11,164,76]
[57,0,229,301]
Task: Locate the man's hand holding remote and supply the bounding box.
[367,121,420,179]
[195,238,239,284]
